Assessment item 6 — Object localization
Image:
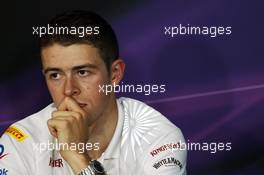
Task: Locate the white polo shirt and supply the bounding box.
[0,97,187,175]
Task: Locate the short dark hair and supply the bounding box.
[40,10,119,72]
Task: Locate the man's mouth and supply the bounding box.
[78,103,87,108]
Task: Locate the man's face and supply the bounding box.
[41,43,112,123]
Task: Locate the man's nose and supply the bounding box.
[64,77,80,96]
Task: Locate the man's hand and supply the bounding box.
[47,97,91,174]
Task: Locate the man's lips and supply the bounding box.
[78,103,87,108]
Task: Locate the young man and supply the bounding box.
[0,11,187,175]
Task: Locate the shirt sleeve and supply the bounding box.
[141,128,187,175]
[0,125,34,175]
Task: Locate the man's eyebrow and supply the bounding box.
[43,64,98,74]
[72,64,98,71]
[43,68,61,74]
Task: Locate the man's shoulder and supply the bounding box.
[14,103,54,129]
[118,97,179,133]
[0,104,57,174]
[118,97,185,157]
[117,97,186,173]
[2,103,55,142]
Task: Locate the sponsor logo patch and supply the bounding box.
[153,157,183,170]
[49,157,64,167]
[0,144,8,160]
[150,142,181,157]
[4,126,27,142]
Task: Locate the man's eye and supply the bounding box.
[78,70,89,77]
[49,73,61,80]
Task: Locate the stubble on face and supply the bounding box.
[41,43,115,124]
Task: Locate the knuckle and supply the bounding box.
[51,111,57,117]
[65,97,70,103]
[69,115,76,122]
[47,119,53,126]
[61,120,68,128]
[75,112,82,119]
[79,111,86,118]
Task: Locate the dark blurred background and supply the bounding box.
[1,0,264,174]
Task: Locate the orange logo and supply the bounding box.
[4,126,27,142]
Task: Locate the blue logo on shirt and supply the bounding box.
[0,144,8,160]
[0,144,4,156]
[0,168,8,175]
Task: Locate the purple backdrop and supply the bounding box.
[1,0,263,174]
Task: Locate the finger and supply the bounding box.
[58,97,80,111]
[50,116,79,130]
[47,120,58,138]
[47,118,70,133]
[52,111,82,120]
[58,97,85,116]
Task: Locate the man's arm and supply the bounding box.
[47,97,92,175]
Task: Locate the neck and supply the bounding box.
[87,96,118,159]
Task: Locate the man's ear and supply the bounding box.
[110,59,125,85]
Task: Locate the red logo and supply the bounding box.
[49,157,64,167]
[150,142,181,157]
